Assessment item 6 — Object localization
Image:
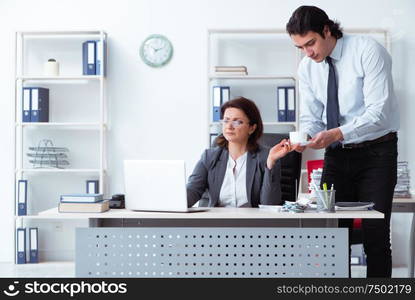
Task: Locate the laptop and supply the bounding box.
[123,160,208,213]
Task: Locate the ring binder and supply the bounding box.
[16,228,26,264]
[29,228,39,263]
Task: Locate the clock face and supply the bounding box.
[140,34,173,67]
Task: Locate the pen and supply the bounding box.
[311,180,325,208]
[323,183,328,209]
[329,184,334,210]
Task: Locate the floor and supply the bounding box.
[0,262,411,278]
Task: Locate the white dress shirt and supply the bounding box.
[219,152,250,207]
[298,34,399,144]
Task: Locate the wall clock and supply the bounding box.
[140,34,173,67]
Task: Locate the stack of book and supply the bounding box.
[394,161,411,198]
[58,193,109,213]
[215,66,248,76]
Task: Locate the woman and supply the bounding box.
[187,97,297,207]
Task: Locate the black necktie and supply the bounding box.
[326,56,340,148]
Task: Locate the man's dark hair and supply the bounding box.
[286,6,343,39]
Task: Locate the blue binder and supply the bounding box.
[212,86,230,122]
[212,86,221,122]
[221,86,230,103]
[22,88,31,122]
[83,41,97,75]
[16,228,26,264]
[96,40,106,76]
[86,180,99,194]
[17,180,27,216]
[29,228,38,263]
[277,87,287,122]
[286,86,296,122]
[30,88,49,122]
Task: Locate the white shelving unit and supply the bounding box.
[13,30,107,263]
[207,28,391,145]
[207,29,302,144]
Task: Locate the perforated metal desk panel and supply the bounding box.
[33,207,381,278]
[76,227,348,278]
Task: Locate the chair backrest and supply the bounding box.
[258,133,302,203]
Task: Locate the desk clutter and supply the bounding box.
[282,201,307,213]
[394,161,411,198]
[57,192,123,213]
[214,65,248,76]
[58,193,109,213]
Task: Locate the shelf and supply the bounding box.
[16,168,103,173]
[208,29,289,34]
[13,29,108,266]
[16,76,103,84]
[210,122,296,127]
[263,122,296,126]
[17,122,106,129]
[209,75,296,80]
[19,30,106,36]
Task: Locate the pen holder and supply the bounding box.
[316,189,335,213]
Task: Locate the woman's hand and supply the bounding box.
[266,139,299,169]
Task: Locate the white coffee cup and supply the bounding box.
[289,131,308,144]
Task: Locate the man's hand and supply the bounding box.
[308,128,344,149]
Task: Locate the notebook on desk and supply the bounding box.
[123,160,208,213]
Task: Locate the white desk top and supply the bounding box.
[33,207,384,220]
[298,193,414,203]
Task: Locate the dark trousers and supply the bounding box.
[321,138,398,278]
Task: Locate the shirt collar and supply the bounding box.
[327,37,343,62]
[228,152,247,167]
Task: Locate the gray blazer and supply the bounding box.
[186,145,282,207]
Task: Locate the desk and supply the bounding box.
[37,206,382,228]
[297,194,415,278]
[36,207,382,278]
[392,198,415,278]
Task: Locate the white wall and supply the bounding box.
[0,0,414,265]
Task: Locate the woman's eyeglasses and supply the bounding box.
[220,119,245,128]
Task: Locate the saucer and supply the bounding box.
[292,141,310,146]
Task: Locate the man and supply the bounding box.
[286,6,399,277]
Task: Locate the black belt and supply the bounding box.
[338,132,397,149]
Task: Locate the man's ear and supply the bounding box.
[323,25,331,38]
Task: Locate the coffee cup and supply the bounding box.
[289,131,308,144]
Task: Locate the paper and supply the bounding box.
[258,205,282,212]
[335,202,374,211]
